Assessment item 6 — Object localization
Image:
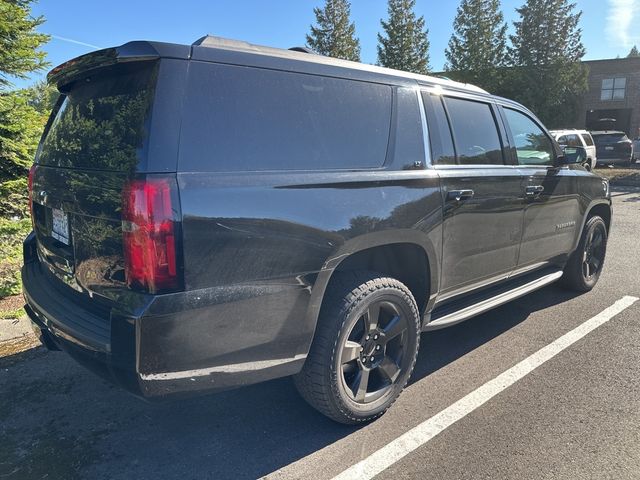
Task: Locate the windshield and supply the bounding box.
[37,62,158,172]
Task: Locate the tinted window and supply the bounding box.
[179,63,392,172]
[423,93,456,165]
[38,62,158,172]
[504,108,554,166]
[581,133,594,146]
[443,97,504,165]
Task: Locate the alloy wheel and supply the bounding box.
[338,300,409,404]
[582,224,606,279]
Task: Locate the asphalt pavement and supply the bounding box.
[1,187,639,480]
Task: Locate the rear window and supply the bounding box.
[37,62,158,172]
[581,133,594,146]
[593,133,629,144]
[443,97,504,165]
[179,63,392,172]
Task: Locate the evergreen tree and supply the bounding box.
[507,0,587,127]
[0,0,49,180]
[306,0,360,61]
[445,0,507,91]
[627,45,640,57]
[377,0,430,74]
[0,0,49,89]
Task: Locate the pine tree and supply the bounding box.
[377,0,430,74]
[507,0,587,127]
[445,0,507,91]
[0,0,49,89]
[628,45,640,57]
[0,0,50,181]
[306,0,360,61]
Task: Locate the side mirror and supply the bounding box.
[557,146,587,166]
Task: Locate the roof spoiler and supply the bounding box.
[47,41,180,89]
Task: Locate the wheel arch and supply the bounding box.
[300,231,438,359]
[571,199,612,252]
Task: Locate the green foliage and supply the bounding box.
[0,89,45,180]
[628,45,640,58]
[377,0,430,74]
[505,0,587,128]
[26,79,59,114]
[0,177,28,218]
[306,0,361,61]
[445,0,508,91]
[0,0,50,89]
[0,217,30,297]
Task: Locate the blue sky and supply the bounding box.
[15,0,639,88]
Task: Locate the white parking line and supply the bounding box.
[330,295,639,480]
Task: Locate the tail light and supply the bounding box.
[28,164,37,228]
[122,176,182,294]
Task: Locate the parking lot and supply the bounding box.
[1,186,639,480]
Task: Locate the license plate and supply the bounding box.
[51,208,70,245]
[605,146,614,151]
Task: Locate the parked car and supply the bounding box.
[591,131,633,167]
[23,36,612,424]
[550,129,597,170]
[632,137,640,163]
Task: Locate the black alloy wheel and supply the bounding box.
[561,215,608,292]
[294,271,420,424]
[582,221,606,281]
[338,300,410,404]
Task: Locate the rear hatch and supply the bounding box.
[31,56,182,302]
[592,132,632,160]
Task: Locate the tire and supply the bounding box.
[294,271,421,424]
[560,216,608,292]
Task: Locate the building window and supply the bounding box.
[601,78,626,100]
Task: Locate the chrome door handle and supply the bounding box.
[525,185,544,197]
[447,189,475,202]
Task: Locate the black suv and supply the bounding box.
[591,130,633,167]
[23,36,611,424]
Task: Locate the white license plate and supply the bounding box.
[605,146,614,150]
[51,208,70,245]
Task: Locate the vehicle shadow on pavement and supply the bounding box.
[0,286,580,480]
[411,286,580,384]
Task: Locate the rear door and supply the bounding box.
[423,92,525,298]
[499,106,580,268]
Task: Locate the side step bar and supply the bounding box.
[424,270,564,331]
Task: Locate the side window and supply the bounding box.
[581,133,594,146]
[423,93,456,165]
[503,108,555,166]
[567,134,581,147]
[179,63,392,172]
[443,97,504,165]
[557,135,568,145]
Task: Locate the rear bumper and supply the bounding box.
[596,155,632,165]
[22,233,311,399]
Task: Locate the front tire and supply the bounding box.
[560,216,608,292]
[294,271,420,424]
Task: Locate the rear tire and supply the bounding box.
[560,216,608,292]
[294,271,420,424]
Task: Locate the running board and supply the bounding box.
[424,270,564,331]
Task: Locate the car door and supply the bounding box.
[423,92,525,298]
[499,106,581,269]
